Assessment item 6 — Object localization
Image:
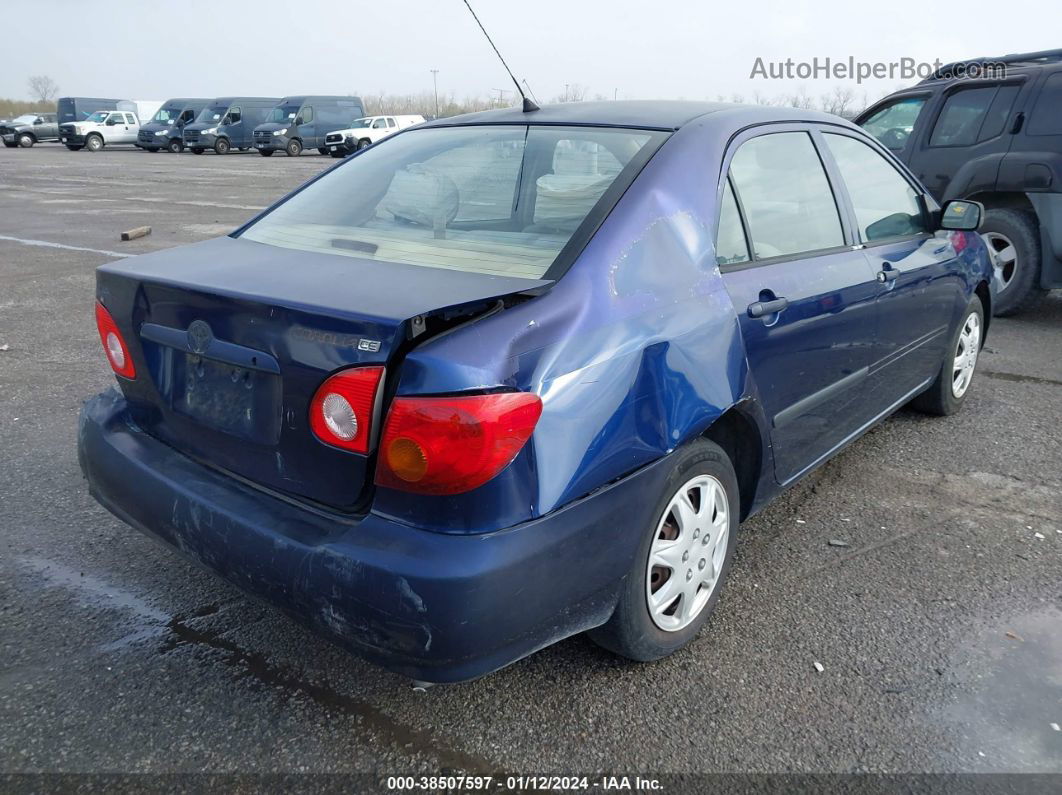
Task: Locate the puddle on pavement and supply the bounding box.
[942,607,1062,771]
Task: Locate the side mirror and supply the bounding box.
[221,116,231,126]
[34,118,43,125]
[940,200,983,232]
[105,118,117,126]
[294,117,304,126]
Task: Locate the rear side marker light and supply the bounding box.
[94,301,136,379]
[375,392,542,495]
[309,366,384,454]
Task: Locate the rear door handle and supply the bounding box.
[747,297,789,318]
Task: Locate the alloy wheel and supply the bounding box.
[952,312,981,398]
[646,474,730,632]
[981,231,1017,294]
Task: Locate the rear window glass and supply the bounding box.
[1028,72,1062,136]
[240,125,667,279]
[930,86,1017,147]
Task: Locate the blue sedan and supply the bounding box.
[79,101,994,682]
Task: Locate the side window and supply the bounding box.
[387,117,397,128]
[859,97,927,151]
[824,134,928,242]
[227,107,242,124]
[715,179,750,265]
[728,132,844,258]
[373,118,388,129]
[300,106,313,124]
[180,109,194,124]
[125,113,137,124]
[930,87,998,147]
[978,84,1020,140]
[1028,72,1062,136]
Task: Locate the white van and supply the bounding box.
[59,100,164,152]
[322,114,425,157]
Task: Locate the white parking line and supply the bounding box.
[0,234,131,258]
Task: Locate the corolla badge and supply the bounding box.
[187,320,213,354]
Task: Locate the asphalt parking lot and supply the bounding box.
[0,144,1060,777]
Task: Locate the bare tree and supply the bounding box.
[820,86,858,118]
[27,75,59,104]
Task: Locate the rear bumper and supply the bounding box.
[78,389,664,682]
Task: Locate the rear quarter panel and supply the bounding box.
[378,119,759,531]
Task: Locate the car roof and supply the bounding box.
[421,100,846,131]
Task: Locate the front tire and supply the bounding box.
[910,297,984,416]
[258,149,274,157]
[191,147,204,154]
[213,137,230,155]
[329,151,344,158]
[85,134,104,152]
[285,138,303,157]
[167,138,183,154]
[317,146,329,155]
[979,208,1044,317]
[65,144,83,151]
[357,138,372,150]
[589,439,738,661]
[3,140,17,148]
[18,133,35,148]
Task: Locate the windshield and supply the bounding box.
[348,118,373,129]
[268,104,301,123]
[240,125,667,279]
[12,114,38,124]
[86,111,109,123]
[197,105,228,123]
[152,106,182,123]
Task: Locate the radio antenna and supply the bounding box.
[460,0,539,112]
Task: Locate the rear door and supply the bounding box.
[819,128,963,407]
[718,127,881,484]
[906,81,1025,200]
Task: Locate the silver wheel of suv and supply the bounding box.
[646,474,730,632]
[981,231,1017,295]
[952,311,981,398]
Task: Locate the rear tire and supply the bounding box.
[910,297,984,416]
[979,208,1045,317]
[214,137,230,155]
[285,138,303,157]
[18,133,35,148]
[85,134,104,152]
[167,138,183,153]
[588,439,739,662]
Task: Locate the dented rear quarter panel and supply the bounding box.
[375,119,764,531]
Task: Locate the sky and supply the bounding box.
[4,0,1057,107]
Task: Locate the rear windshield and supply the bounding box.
[239,124,667,279]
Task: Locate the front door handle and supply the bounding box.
[877,265,899,283]
[747,297,789,318]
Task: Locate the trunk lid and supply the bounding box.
[97,235,549,510]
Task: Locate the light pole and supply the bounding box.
[430,69,439,119]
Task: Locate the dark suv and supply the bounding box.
[857,48,1062,315]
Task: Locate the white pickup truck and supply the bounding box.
[322,114,425,157]
[59,100,163,152]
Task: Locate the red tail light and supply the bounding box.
[94,301,136,379]
[309,366,384,454]
[375,392,542,495]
